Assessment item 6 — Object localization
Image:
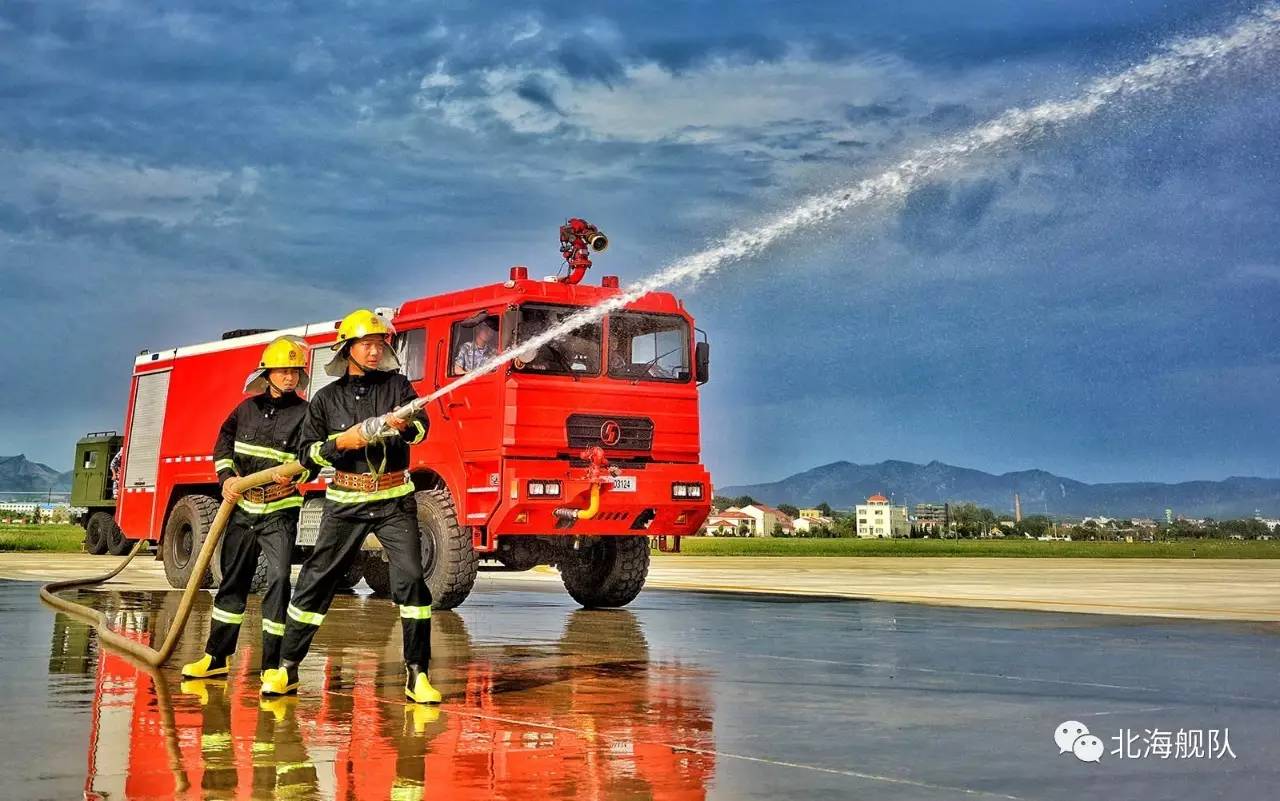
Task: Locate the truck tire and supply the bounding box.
[362,551,391,596]
[559,535,650,609]
[248,551,269,594]
[84,512,111,555]
[416,488,478,610]
[105,519,132,556]
[162,495,221,590]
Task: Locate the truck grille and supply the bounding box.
[566,414,654,451]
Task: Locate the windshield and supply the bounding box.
[608,312,691,382]
[511,304,602,376]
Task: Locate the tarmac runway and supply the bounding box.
[2,576,1277,800]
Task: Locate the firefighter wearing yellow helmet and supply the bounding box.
[181,336,311,683]
[264,310,441,704]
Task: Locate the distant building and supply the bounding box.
[857,494,909,538]
[703,504,795,537]
[0,501,38,514]
[794,515,834,534]
[798,508,825,520]
[739,504,795,536]
[704,510,755,536]
[913,503,948,533]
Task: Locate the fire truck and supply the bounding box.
[94,221,712,609]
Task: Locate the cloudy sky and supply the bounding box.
[2,0,1278,485]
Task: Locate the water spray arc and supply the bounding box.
[419,2,1280,410]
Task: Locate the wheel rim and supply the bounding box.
[421,519,439,576]
[174,522,194,568]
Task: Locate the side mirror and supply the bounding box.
[695,341,710,384]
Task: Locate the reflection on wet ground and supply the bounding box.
[5,579,1280,800]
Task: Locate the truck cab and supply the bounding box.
[69,431,127,555]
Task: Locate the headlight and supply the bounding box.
[671,482,703,500]
[526,480,561,498]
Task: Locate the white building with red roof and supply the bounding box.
[704,509,754,536]
[855,493,909,538]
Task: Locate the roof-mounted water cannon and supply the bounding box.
[558,218,608,285]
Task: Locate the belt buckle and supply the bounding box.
[244,487,265,503]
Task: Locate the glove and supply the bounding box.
[382,414,408,432]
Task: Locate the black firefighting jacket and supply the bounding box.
[298,370,427,508]
[213,392,309,514]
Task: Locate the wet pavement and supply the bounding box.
[2,579,1278,800]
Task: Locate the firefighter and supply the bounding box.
[181,336,311,680]
[262,309,440,704]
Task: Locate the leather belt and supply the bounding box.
[243,483,297,504]
[332,470,410,493]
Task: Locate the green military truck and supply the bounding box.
[70,431,131,555]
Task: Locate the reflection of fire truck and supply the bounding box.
[89,221,712,608]
[59,601,716,800]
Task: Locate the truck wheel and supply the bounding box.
[105,519,132,556]
[560,535,650,609]
[162,495,221,590]
[362,551,391,596]
[416,488,478,610]
[84,512,111,555]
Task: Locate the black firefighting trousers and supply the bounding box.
[280,495,433,667]
[204,507,297,669]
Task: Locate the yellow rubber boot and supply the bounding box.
[260,662,299,696]
[179,679,224,705]
[259,696,298,722]
[181,653,229,679]
[404,704,441,734]
[404,665,441,704]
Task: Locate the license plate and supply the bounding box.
[609,475,637,492]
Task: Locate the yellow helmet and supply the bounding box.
[326,309,401,377]
[259,337,308,369]
[244,336,310,394]
[333,309,395,349]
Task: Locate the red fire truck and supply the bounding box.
[108,221,712,609]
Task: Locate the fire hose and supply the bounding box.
[39,352,604,664]
[37,385,435,668]
[40,462,303,668]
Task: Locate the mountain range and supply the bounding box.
[717,460,1280,519]
[0,455,74,494]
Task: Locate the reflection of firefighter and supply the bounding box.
[65,597,716,800]
[182,337,311,682]
[265,310,440,704]
[254,696,320,796]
